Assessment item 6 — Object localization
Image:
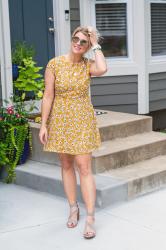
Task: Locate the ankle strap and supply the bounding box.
[87,211,95,216]
[69,201,78,208]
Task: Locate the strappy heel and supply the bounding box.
[66,201,80,228]
[83,211,96,239]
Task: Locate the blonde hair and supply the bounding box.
[71,26,102,49]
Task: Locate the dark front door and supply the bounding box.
[9,0,55,73]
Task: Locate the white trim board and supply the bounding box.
[53,0,71,55]
[0,0,13,103]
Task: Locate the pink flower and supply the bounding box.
[7,106,14,114]
[7,110,14,115]
[16,113,21,118]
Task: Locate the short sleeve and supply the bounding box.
[46,58,56,76]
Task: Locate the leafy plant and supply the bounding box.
[0,96,32,183]
[12,40,35,66]
[13,57,44,101]
[0,142,9,166]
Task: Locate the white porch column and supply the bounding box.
[133,0,149,114]
[0,0,13,103]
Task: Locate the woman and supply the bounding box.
[39,26,107,239]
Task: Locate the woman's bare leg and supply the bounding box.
[58,153,77,205]
[74,152,96,235]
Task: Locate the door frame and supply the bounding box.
[53,0,71,56]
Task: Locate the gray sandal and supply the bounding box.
[67,201,79,228]
[83,211,96,239]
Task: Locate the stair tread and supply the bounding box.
[96,109,151,128]
[93,131,166,157]
[16,154,166,187]
[15,160,126,190]
[29,109,151,129]
[98,155,166,181]
[15,156,166,207]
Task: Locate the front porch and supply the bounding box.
[11,109,166,208]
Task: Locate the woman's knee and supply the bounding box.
[58,153,74,171]
[76,162,92,176]
[75,154,92,176]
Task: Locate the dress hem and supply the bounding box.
[43,145,101,155]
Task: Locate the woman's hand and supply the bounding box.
[87,26,98,46]
[87,26,107,77]
[39,125,48,145]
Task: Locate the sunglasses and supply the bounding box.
[71,36,89,46]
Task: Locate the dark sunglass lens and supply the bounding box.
[80,40,88,46]
[72,37,79,43]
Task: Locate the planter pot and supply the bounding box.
[18,138,30,165]
[12,64,19,81]
[12,125,31,165]
[0,165,8,180]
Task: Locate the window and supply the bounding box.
[95,1,128,58]
[151,2,166,56]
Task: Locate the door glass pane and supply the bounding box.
[95,3,128,58]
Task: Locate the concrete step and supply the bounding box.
[98,154,166,200]
[30,110,152,143]
[14,155,166,208]
[92,131,166,173]
[96,109,152,141]
[14,160,127,208]
[29,110,152,165]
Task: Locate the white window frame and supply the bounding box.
[148,0,166,73]
[80,0,138,76]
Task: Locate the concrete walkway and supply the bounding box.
[1,182,166,250]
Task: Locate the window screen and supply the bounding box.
[151,3,166,56]
[95,2,128,57]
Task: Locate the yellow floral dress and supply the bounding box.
[43,55,101,155]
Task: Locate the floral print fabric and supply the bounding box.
[43,55,101,155]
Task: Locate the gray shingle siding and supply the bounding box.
[149,72,166,112]
[90,75,138,114]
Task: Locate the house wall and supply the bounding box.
[149,72,166,112]
[69,0,138,114]
[91,75,138,114]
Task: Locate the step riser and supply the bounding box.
[93,140,166,173]
[100,118,152,141]
[14,169,128,208]
[128,170,166,199]
[30,127,60,165]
